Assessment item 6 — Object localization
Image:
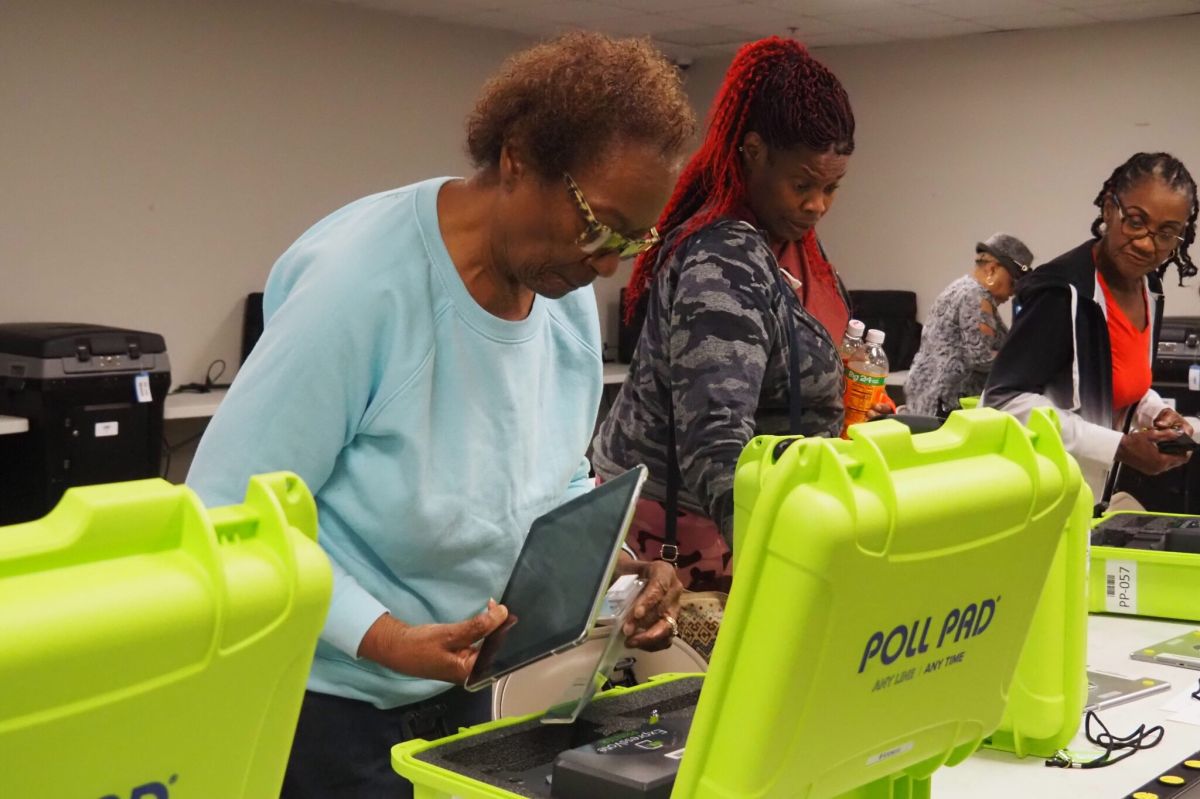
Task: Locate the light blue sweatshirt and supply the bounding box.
[187,177,601,709]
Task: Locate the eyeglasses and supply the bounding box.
[564,173,659,260]
[1110,193,1186,252]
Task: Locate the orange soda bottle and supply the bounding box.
[842,328,888,435]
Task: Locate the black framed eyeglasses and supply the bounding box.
[1111,193,1186,252]
[564,173,659,260]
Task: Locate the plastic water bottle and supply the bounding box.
[839,319,866,369]
[842,328,889,435]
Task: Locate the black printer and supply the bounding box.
[0,323,171,524]
[1154,316,1200,383]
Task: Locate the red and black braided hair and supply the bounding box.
[623,37,855,322]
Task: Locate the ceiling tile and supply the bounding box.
[679,3,803,29]
[972,7,1100,26]
[332,0,478,15]
[462,0,563,9]
[683,6,856,38]
[315,0,1200,46]
[693,41,745,54]
[809,27,896,44]
[744,19,853,38]
[1085,0,1200,21]
[656,25,759,46]
[434,8,548,34]
[887,18,998,37]
[596,0,737,11]
[523,0,628,23]
[584,13,706,35]
[911,0,1053,18]
[811,4,962,29]
[762,0,906,15]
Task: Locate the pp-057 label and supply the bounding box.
[1105,559,1137,614]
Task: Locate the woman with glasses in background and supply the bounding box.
[592,37,855,592]
[187,32,694,798]
[985,152,1199,500]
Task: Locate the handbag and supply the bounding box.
[675,590,728,661]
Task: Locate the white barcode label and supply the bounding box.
[1105,559,1137,614]
[94,421,119,438]
[867,741,913,766]
[1190,364,1200,392]
[134,372,152,403]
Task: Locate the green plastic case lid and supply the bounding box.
[674,408,1086,798]
[0,473,332,798]
[985,481,1090,759]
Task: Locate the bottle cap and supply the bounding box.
[845,319,865,338]
[866,329,886,345]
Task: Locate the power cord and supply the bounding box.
[172,360,231,394]
[161,429,207,479]
[163,359,229,477]
[1044,710,1164,769]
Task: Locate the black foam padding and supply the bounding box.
[1092,514,1200,553]
[414,677,704,799]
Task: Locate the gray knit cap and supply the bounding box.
[976,233,1035,281]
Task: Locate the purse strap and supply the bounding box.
[662,264,806,563]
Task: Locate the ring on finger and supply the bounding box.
[663,613,679,637]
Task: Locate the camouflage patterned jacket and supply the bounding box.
[592,218,845,545]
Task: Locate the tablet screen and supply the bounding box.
[466,466,646,689]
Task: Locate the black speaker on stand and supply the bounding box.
[241,292,264,365]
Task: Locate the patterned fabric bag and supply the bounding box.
[675,591,728,661]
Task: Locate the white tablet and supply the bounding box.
[1130,631,1200,671]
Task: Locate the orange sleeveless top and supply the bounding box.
[1096,269,1152,414]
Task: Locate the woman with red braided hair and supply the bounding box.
[592,37,855,592]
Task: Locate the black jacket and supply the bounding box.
[984,240,1165,492]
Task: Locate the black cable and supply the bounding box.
[161,429,206,479]
[172,359,232,394]
[1044,710,1164,769]
[1192,678,1200,701]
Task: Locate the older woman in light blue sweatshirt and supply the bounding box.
[187,32,694,798]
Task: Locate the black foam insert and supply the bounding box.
[1092,514,1200,554]
[413,677,704,798]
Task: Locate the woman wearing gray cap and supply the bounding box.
[904,233,1034,417]
[985,152,1198,501]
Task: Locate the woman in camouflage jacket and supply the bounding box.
[592,37,854,591]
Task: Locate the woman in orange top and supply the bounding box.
[985,152,1197,497]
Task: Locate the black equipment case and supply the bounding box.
[0,323,171,523]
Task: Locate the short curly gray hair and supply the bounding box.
[466,31,696,177]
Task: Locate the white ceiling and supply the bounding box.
[322,0,1200,58]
